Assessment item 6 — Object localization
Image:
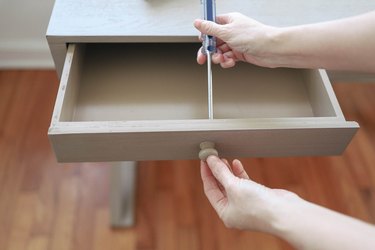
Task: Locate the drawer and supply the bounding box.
[49,43,358,162]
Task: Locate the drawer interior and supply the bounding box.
[59,43,337,122]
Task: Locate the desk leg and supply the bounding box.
[110,161,137,227]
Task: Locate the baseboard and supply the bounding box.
[0,39,55,69]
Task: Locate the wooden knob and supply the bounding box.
[199,141,218,161]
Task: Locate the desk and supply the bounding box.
[46,0,371,226]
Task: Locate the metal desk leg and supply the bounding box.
[110,161,137,227]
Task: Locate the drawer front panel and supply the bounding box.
[50,125,357,162]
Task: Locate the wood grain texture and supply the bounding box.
[0,70,375,250]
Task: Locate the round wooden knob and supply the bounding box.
[199,141,218,161]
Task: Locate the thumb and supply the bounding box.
[194,19,223,37]
[206,155,235,188]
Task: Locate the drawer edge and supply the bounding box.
[49,124,358,162]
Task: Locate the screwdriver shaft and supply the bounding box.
[207,52,213,119]
[202,0,216,120]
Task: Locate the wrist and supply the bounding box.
[241,190,306,236]
[253,26,293,68]
[262,26,307,68]
[266,192,307,238]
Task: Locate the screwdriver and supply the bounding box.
[201,0,216,119]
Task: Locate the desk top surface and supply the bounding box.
[47,0,375,43]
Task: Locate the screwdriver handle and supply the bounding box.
[201,0,216,54]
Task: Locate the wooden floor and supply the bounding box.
[0,70,375,250]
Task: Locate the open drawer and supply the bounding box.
[49,43,358,162]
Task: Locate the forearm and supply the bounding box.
[270,11,375,72]
[273,198,375,250]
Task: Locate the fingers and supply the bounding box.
[218,43,231,53]
[212,52,224,64]
[221,56,236,68]
[215,14,233,25]
[195,17,236,67]
[197,48,206,65]
[221,158,231,169]
[194,19,224,38]
[197,46,235,68]
[197,46,224,65]
[232,159,250,180]
[206,155,235,188]
[195,13,234,28]
[200,160,228,211]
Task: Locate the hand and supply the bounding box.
[200,156,301,233]
[201,156,375,249]
[195,11,375,72]
[194,12,281,68]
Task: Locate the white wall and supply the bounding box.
[0,0,55,68]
